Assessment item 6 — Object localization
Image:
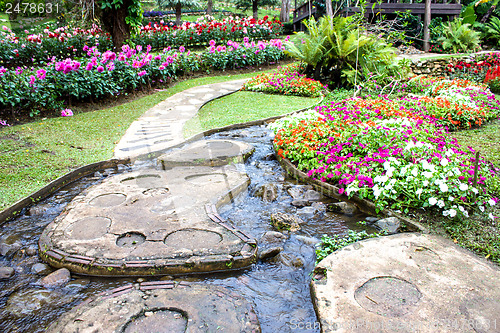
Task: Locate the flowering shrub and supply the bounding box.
[0,24,113,67]
[446,52,500,83]
[243,63,327,97]
[0,40,284,118]
[133,16,282,50]
[272,96,499,220]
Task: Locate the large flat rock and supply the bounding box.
[46,281,260,332]
[39,165,257,276]
[311,233,500,332]
[158,139,255,167]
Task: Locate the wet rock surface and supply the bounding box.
[39,268,71,288]
[31,263,51,275]
[253,183,279,202]
[47,282,261,333]
[312,233,500,332]
[327,202,358,215]
[373,217,401,234]
[270,212,302,232]
[39,141,258,276]
[0,266,15,279]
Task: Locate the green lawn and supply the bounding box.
[0,13,11,30]
[183,91,321,138]
[0,71,275,211]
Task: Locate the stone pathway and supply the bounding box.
[46,281,260,333]
[114,79,247,160]
[311,233,500,333]
[39,140,257,276]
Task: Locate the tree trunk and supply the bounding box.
[101,0,132,50]
[9,0,21,21]
[280,0,291,23]
[481,5,497,24]
[207,0,213,15]
[423,0,431,52]
[176,2,182,26]
[253,0,258,20]
[325,0,333,18]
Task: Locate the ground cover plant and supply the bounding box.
[271,76,500,262]
[242,63,327,97]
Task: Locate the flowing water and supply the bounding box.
[0,125,376,332]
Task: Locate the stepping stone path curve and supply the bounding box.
[39,139,258,276]
[46,281,261,333]
[113,80,247,160]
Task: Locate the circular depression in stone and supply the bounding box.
[185,173,227,185]
[116,232,146,247]
[164,229,222,250]
[89,193,126,207]
[121,174,164,188]
[354,276,422,317]
[142,188,169,196]
[64,217,111,240]
[123,309,187,333]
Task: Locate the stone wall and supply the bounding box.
[410,55,478,77]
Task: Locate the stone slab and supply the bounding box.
[39,165,257,276]
[158,139,254,167]
[46,282,261,333]
[311,233,500,333]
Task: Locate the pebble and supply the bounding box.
[39,268,71,288]
[32,263,51,275]
[0,266,15,279]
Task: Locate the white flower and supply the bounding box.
[374,175,389,183]
[416,188,423,197]
[411,168,418,177]
[437,200,445,208]
[429,197,438,206]
[423,180,429,187]
[373,185,382,198]
[423,171,433,179]
[386,167,395,178]
[471,187,478,194]
[463,210,469,217]
[439,183,449,192]
[448,209,457,217]
[489,213,496,220]
[440,158,449,167]
[459,183,468,191]
[488,199,496,206]
[479,205,485,212]
[448,196,454,201]
[383,161,391,170]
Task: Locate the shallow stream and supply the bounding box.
[0,125,375,332]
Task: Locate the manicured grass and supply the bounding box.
[0,70,274,211]
[0,13,11,29]
[182,91,321,138]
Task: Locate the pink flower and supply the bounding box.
[61,108,73,117]
[106,62,115,71]
[209,40,216,46]
[179,46,185,53]
[97,66,104,73]
[29,75,36,86]
[86,62,93,71]
[138,70,146,77]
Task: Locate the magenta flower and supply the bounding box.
[97,66,104,73]
[106,62,115,71]
[61,108,73,117]
[138,70,146,77]
[29,75,36,86]
[179,46,185,53]
[209,40,216,46]
[86,62,93,71]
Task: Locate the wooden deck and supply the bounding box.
[293,1,462,29]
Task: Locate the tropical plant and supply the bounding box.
[484,15,500,45]
[284,16,398,88]
[437,18,482,53]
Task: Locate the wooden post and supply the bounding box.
[423,0,431,52]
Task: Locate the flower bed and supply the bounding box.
[0,39,285,118]
[243,63,327,97]
[132,16,282,50]
[271,78,500,220]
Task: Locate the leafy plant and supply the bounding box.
[315,230,384,264]
[483,16,500,45]
[437,18,482,53]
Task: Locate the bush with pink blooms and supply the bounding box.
[0,40,285,118]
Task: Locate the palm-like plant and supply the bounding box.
[437,18,482,53]
[285,16,397,88]
[484,16,500,45]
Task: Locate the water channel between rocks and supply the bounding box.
[0,125,376,333]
